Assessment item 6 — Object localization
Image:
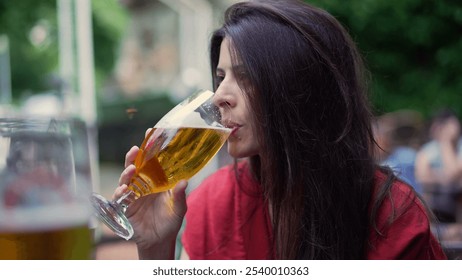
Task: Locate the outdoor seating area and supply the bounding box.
[1,0,462,264]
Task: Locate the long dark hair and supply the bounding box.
[211,0,392,259]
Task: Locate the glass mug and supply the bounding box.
[91,89,231,240]
[0,118,93,259]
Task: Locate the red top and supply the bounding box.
[182,161,447,259]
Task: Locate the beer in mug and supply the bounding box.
[0,118,93,259]
[0,203,92,260]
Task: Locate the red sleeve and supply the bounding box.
[367,178,447,260]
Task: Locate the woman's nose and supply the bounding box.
[212,85,234,109]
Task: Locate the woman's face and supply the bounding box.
[213,38,260,158]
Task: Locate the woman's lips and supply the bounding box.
[230,126,239,136]
[223,120,240,137]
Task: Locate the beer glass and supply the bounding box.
[91,89,230,240]
[0,118,93,259]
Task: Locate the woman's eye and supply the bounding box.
[236,71,250,85]
[215,75,224,86]
[233,67,247,79]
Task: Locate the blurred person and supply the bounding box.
[375,110,424,194]
[114,0,446,259]
[415,109,462,224]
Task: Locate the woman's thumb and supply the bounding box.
[173,180,188,216]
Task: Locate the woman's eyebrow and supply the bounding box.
[232,64,245,71]
[216,64,245,74]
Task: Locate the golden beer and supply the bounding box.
[0,225,92,260]
[0,203,93,260]
[129,126,230,197]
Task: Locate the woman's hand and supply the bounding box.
[114,143,188,259]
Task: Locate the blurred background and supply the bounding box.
[1,0,461,259]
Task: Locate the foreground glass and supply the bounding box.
[91,90,231,240]
[0,118,93,259]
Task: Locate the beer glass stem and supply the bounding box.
[114,190,137,209]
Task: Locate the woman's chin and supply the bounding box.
[227,145,259,159]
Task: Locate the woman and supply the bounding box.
[116,0,446,259]
[415,109,462,223]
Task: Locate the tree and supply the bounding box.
[0,0,126,103]
[0,0,58,103]
[308,0,462,117]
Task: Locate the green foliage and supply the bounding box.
[0,0,58,102]
[91,0,128,95]
[308,0,462,117]
[0,0,126,102]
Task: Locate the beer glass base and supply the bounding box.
[90,193,134,240]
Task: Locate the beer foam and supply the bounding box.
[155,114,230,131]
[0,201,92,232]
[155,90,229,130]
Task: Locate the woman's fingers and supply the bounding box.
[125,146,139,168]
[145,127,152,138]
[119,164,136,187]
[112,184,128,200]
